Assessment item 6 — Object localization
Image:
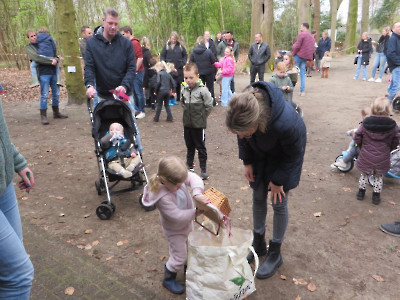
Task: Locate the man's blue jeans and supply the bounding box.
[388,67,400,102]
[294,55,306,93]
[0,183,34,299]
[133,71,145,113]
[370,52,387,79]
[39,74,59,109]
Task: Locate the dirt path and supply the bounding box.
[2,54,400,299]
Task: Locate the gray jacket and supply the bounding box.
[248,42,271,66]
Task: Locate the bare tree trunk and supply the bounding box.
[297,0,311,30]
[219,0,225,30]
[344,0,358,53]
[313,0,321,40]
[330,0,344,52]
[54,0,86,104]
[361,0,370,34]
[251,0,274,71]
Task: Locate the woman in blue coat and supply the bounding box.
[316,30,331,71]
[225,81,307,279]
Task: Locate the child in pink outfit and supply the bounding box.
[214,47,235,106]
[142,156,209,294]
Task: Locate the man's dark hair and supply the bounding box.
[104,7,119,19]
[149,57,157,68]
[81,25,90,33]
[302,23,309,29]
[226,30,233,35]
[120,26,132,35]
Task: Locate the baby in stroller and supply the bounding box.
[100,122,144,178]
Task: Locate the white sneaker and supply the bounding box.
[136,112,146,119]
[362,78,367,81]
[367,78,375,82]
[375,78,382,83]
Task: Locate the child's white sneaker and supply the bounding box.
[367,77,375,82]
[375,78,382,83]
[334,160,347,168]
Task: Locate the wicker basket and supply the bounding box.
[203,187,231,216]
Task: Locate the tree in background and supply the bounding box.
[54,0,85,104]
[344,0,358,53]
[361,0,370,34]
[330,0,344,53]
[297,0,311,29]
[370,0,400,29]
[313,0,321,41]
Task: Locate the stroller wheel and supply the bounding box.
[96,203,114,220]
[95,180,102,195]
[139,194,156,212]
[334,155,354,172]
[101,200,116,212]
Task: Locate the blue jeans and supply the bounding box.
[354,56,367,79]
[0,183,34,299]
[370,52,387,79]
[31,61,62,85]
[221,76,233,106]
[387,67,400,102]
[133,71,145,113]
[294,55,306,92]
[39,74,59,109]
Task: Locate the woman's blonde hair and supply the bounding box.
[148,156,188,193]
[370,97,392,116]
[141,36,152,50]
[226,86,269,134]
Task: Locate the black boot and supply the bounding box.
[247,232,267,263]
[372,192,381,205]
[40,109,49,125]
[162,265,184,294]
[256,240,283,279]
[356,188,366,200]
[52,106,68,118]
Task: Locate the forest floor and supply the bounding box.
[1,54,400,300]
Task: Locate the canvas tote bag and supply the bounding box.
[186,226,259,300]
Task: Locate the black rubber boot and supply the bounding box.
[256,240,283,279]
[356,188,366,200]
[247,232,267,263]
[40,109,49,125]
[162,265,184,294]
[372,192,381,205]
[52,106,68,118]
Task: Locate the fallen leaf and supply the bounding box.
[372,274,384,282]
[368,210,374,214]
[135,249,141,254]
[83,214,91,218]
[307,282,317,292]
[92,240,99,246]
[64,286,74,295]
[76,245,85,250]
[388,201,396,205]
[117,241,124,246]
[56,196,64,200]
[160,256,166,261]
[342,187,351,192]
[21,196,28,200]
[105,256,114,261]
[84,229,93,234]
[280,274,287,280]
[293,278,308,285]
[313,212,322,217]
[240,186,249,190]
[351,213,359,217]
[295,296,301,300]
[236,199,241,203]
[84,244,92,250]
[81,205,87,209]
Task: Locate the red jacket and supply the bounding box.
[131,37,144,72]
[292,31,315,60]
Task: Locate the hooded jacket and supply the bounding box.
[316,37,331,59]
[0,100,27,195]
[142,172,204,236]
[357,38,372,65]
[84,26,136,98]
[189,44,216,75]
[354,115,399,174]
[386,31,400,72]
[237,81,307,192]
[35,32,58,76]
[269,73,293,102]
[181,80,213,129]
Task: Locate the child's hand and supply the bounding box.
[131,152,137,158]
[193,194,210,204]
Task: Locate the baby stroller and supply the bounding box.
[87,97,148,220]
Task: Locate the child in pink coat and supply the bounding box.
[142,156,209,294]
[214,47,235,106]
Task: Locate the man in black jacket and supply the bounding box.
[84,8,136,102]
[248,33,271,84]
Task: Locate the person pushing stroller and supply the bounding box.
[100,122,143,178]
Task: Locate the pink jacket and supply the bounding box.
[214,56,235,77]
[292,31,315,60]
[142,172,204,236]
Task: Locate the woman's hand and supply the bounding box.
[18,167,34,192]
[268,182,285,204]
[244,165,255,182]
